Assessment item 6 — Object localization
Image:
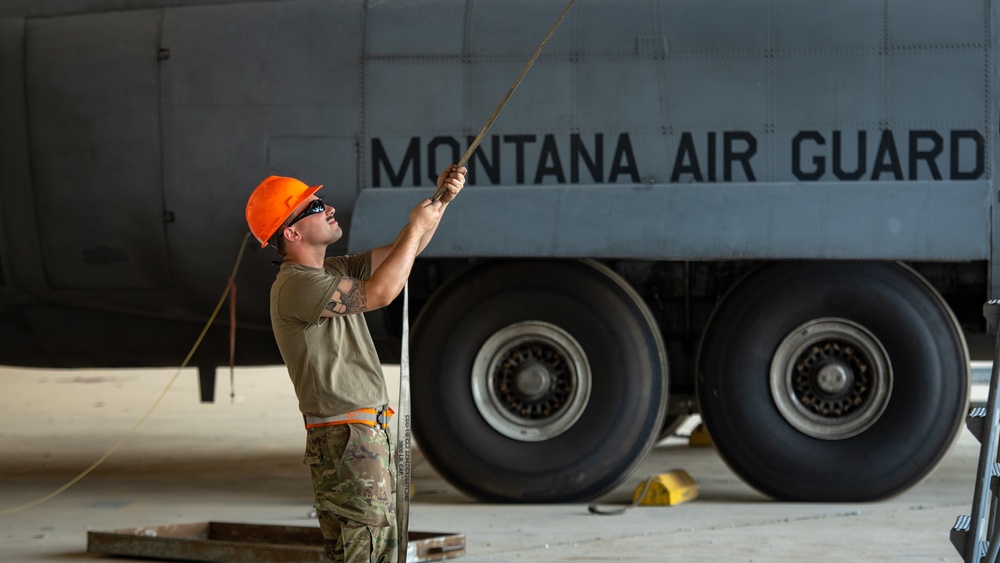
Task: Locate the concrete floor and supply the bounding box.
[0,364,985,562]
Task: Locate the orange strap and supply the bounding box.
[304,407,394,429]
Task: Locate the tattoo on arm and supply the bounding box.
[326,278,368,315]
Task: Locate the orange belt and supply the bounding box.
[304,406,394,430]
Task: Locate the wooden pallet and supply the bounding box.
[87,521,464,562]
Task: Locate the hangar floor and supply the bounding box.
[0,365,983,562]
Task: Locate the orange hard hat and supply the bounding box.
[245,176,322,248]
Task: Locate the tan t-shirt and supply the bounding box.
[269,251,389,417]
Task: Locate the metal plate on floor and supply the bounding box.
[87,521,464,562]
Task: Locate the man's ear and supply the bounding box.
[282,226,302,243]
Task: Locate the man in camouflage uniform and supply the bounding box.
[245,165,466,562]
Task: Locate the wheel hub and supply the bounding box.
[513,362,553,400]
[472,321,591,441]
[796,345,868,417]
[814,362,852,395]
[494,344,572,419]
[771,318,892,440]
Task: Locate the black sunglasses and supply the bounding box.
[287,199,327,227]
[269,199,327,248]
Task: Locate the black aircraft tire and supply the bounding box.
[411,260,668,503]
[697,261,969,502]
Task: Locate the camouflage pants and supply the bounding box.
[304,423,397,563]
